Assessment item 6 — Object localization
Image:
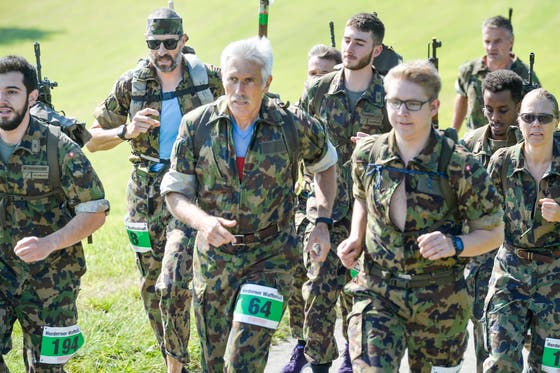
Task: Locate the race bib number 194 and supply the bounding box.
[542,337,560,372]
[233,284,284,329]
[40,325,84,364]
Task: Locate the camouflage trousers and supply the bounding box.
[484,246,560,372]
[302,219,352,364]
[346,259,470,372]
[192,229,296,373]
[0,264,82,372]
[126,168,193,362]
[464,249,497,373]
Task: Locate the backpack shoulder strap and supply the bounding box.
[192,104,217,158]
[311,73,335,116]
[129,59,150,121]
[438,135,457,213]
[46,124,61,192]
[183,54,214,105]
[276,101,299,183]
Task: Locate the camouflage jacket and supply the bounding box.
[93,55,223,166]
[161,95,336,234]
[299,67,390,222]
[488,142,560,250]
[455,54,540,130]
[461,124,523,167]
[0,117,108,287]
[352,129,503,274]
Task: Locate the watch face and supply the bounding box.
[453,236,464,252]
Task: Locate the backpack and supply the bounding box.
[30,101,91,147]
[364,132,458,221]
[192,95,300,183]
[129,54,214,121]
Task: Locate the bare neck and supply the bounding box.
[344,66,373,92]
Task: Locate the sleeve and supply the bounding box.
[58,136,109,213]
[351,136,377,201]
[455,62,470,96]
[487,148,507,202]
[452,150,503,231]
[92,71,134,129]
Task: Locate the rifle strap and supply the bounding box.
[46,124,61,192]
[311,73,335,116]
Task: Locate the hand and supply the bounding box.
[540,198,560,222]
[128,108,160,139]
[337,237,362,269]
[14,236,56,263]
[350,131,369,144]
[417,231,455,260]
[305,223,331,263]
[198,216,237,247]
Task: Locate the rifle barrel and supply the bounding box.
[34,41,42,82]
[329,21,336,48]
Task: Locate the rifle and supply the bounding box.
[521,52,539,95]
[508,8,513,23]
[329,21,336,48]
[427,38,442,128]
[258,0,269,38]
[34,42,58,109]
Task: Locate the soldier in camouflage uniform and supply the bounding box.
[160,37,337,373]
[338,60,504,372]
[283,43,341,373]
[484,89,560,372]
[452,15,540,132]
[459,69,524,372]
[0,55,109,372]
[296,12,391,373]
[87,8,223,373]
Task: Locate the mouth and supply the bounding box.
[0,107,13,116]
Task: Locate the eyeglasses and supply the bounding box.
[146,38,180,50]
[386,97,433,112]
[518,113,556,125]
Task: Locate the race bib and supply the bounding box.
[124,220,152,253]
[40,325,84,364]
[233,284,284,329]
[542,337,560,372]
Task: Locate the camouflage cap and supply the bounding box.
[146,8,183,36]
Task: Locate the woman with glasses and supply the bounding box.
[484,88,560,372]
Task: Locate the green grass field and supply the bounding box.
[0,0,558,371]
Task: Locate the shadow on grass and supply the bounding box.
[0,27,59,45]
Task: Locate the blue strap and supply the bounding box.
[366,163,447,189]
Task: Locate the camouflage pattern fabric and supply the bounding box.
[165,94,333,371]
[460,123,523,372]
[484,142,560,371]
[0,118,108,372]
[455,55,540,130]
[93,55,223,359]
[298,66,389,364]
[302,219,351,364]
[346,129,503,371]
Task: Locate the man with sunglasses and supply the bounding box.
[87,7,223,373]
[452,15,540,133]
[459,69,524,372]
[484,89,560,372]
[338,60,504,371]
[296,12,391,373]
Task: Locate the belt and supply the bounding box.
[232,224,280,246]
[369,264,462,289]
[514,249,560,264]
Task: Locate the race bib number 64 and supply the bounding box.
[233,284,284,329]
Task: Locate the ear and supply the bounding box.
[372,44,383,60]
[263,75,272,93]
[28,89,39,107]
[430,98,440,117]
[183,33,189,43]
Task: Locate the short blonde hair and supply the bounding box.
[384,60,441,99]
[523,88,559,118]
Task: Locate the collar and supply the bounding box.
[510,140,560,178]
[475,53,519,74]
[329,66,383,104]
[13,117,43,156]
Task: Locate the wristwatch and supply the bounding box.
[117,125,128,140]
[315,217,334,229]
[451,236,464,258]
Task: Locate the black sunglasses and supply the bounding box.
[519,113,556,125]
[146,38,180,50]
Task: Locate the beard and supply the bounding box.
[150,51,182,73]
[344,49,374,71]
[0,96,28,131]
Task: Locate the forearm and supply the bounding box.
[48,211,106,251]
[165,192,208,231]
[349,198,367,242]
[458,223,504,257]
[313,164,336,218]
[451,94,467,132]
[86,121,125,152]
